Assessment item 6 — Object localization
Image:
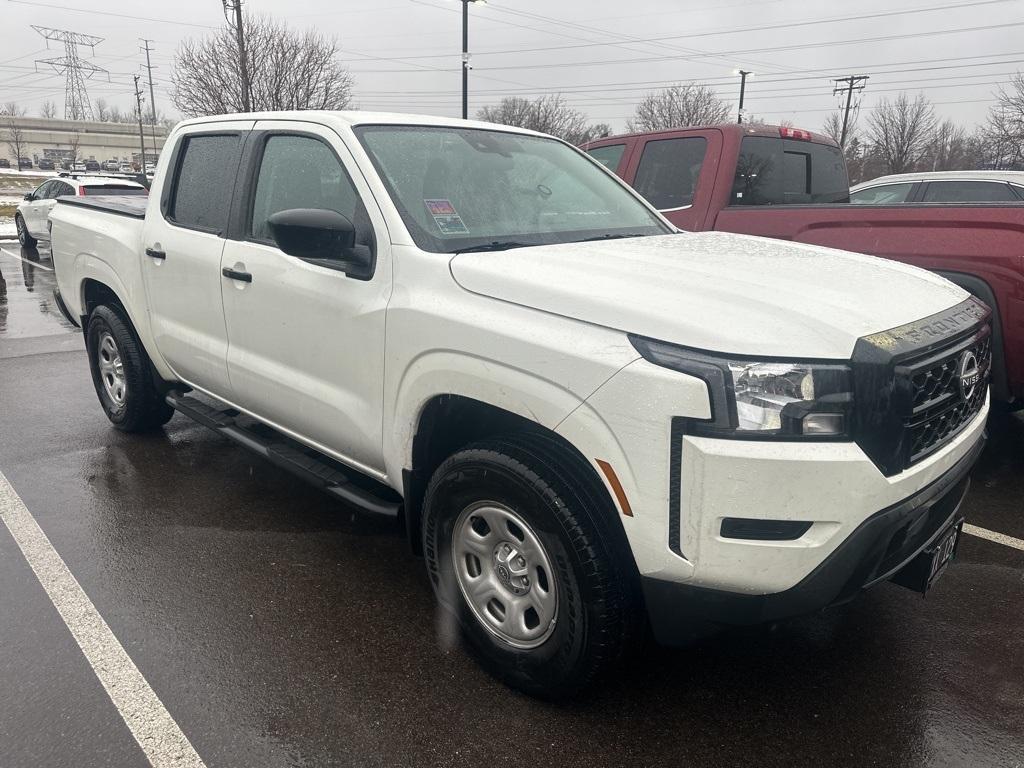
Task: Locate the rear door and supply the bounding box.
[623,130,721,231]
[217,120,392,472]
[141,122,253,397]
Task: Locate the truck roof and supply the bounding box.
[853,170,1024,188]
[583,123,838,148]
[176,110,552,139]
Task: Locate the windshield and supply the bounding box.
[354,125,669,253]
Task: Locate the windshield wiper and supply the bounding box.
[453,241,533,254]
[575,233,647,243]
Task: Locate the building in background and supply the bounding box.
[0,116,169,168]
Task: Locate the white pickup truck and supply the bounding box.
[50,111,990,698]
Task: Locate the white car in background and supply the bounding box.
[850,170,1024,204]
[15,175,147,247]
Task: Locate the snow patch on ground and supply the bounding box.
[0,217,16,239]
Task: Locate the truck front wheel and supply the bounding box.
[86,304,174,432]
[422,433,640,698]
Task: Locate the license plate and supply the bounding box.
[890,518,964,594]
[926,520,962,587]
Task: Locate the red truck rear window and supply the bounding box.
[732,137,848,206]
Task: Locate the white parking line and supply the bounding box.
[0,245,54,271]
[0,470,206,768]
[963,523,1024,552]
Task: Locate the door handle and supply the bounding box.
[145,247,166,260]
[222,267,253,283]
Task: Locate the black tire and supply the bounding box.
[86,304,174,432]
[422,432,642,699]
[15,214,36,247]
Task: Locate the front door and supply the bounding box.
[140,123,252,396]
[218,122,392,474]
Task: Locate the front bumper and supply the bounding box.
[642,430,984,645]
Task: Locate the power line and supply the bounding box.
[8,0,220,28]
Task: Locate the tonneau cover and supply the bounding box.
[57,195,148,219]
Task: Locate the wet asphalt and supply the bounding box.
[0,241,1022,768]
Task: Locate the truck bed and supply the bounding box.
[57,195,148,219]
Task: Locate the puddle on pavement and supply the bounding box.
[0,243,79,339]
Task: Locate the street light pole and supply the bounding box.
[460,0,485,120]
[736,70,752,124]
[462,0,469,120]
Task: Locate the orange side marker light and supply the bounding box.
[596,459,633,517]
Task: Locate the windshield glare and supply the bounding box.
[354,125,669,253]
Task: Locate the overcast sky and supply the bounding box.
[1,0,1021,135]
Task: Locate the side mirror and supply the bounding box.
[23,192,34,201]
[267,208,372,279]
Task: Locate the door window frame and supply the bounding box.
[160,129,247,236]
[231,128,378,278]
[632,135,710,212]
[918,179,1021,203]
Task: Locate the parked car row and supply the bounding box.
[1,157,150,171]
[44,111,1001,698]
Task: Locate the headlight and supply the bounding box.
[630,335,853,439]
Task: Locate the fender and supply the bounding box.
[385,351,595,485]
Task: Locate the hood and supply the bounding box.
[449,232,968,359]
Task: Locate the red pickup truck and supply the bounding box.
[583,124,1024,407]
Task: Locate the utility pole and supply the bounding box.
[133,74,147,173]
[459,0,485,120]
[140,39,159,153]
[222,0,251,112]
[735,70,753,124]
[832,75,869,148]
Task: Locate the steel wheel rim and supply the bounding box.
[452,501,558,649]
[96,331,127,406]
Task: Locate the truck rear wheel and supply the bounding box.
[422,433,640,699]
[86,304,174,432]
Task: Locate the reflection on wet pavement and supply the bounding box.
[0,242,78,339]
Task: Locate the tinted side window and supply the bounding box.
[250,134,373,258]
[731,137,848,205]
[587,144,626,172]
[921,181,1019,203]
[56,181,75,197]
[633,137,707,209]
[850,183,915,204]
[34,181,56,199]
[169,134,240,232]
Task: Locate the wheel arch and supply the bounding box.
[401,394,624,558]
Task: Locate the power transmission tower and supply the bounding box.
[222,0,251,112]
[133,74,148,173]
[832,75,869,148]
[33,26,109,121]
[140,39,159,151]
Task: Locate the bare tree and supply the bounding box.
[867,93,936,174]
[2,102,26,117]
[3,117,27,164]
[823,104,859,148]
[627,83,730,132]
[94,98,110,122]
[985,72,1024,169]
[67,133,81,163]
[40,100,57,119]
[924,120,974,171]
[477,95,609,145]
[172,13,353,117]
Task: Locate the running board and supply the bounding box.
[166,392,400,519]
